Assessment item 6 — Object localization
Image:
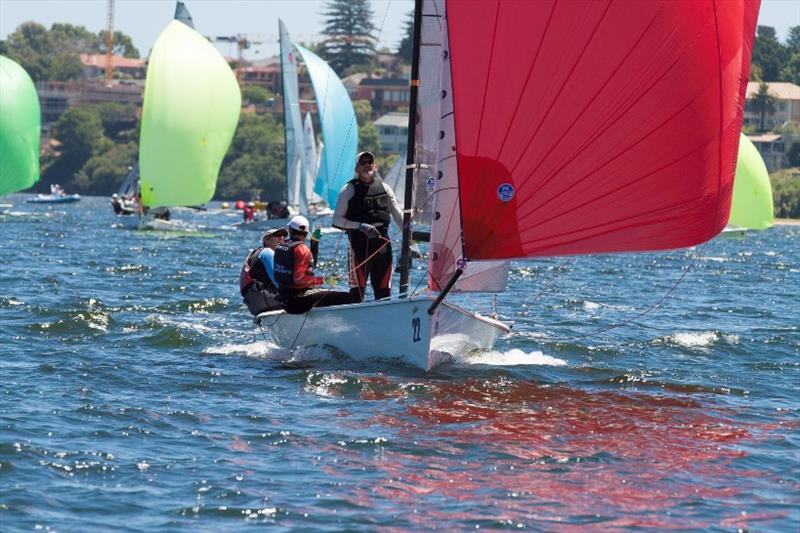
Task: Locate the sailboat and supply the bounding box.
[723,133,774,235]
[279,20,357,217]
[136,2,240,230]
[0,55,40,203]
[258,0,758,370]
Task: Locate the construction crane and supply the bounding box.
[213,34,266,63]
[105,0,115,82]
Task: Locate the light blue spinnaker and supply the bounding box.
[293,44,358,209]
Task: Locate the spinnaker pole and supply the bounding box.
[398,0,423,296]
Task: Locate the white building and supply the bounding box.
[374,112,408,154]
[743,82,800,130]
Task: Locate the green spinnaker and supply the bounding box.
[139,20,241,208]
[729,134,774,230]
[0,55,40,197]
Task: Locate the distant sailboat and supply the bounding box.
[0,56,40,199]
[724,134,774,234]
[259,0,758,370]
[279,20,357,214]
[137,4,241,230]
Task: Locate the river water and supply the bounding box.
[1,195,798,531]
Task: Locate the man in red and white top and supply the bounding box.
[273,215,354,314]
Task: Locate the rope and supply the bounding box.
[548,241,709,343]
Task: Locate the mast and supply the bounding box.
[398,0,423,296]
[279,22,290,204]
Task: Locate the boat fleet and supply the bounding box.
[1,0,772,370]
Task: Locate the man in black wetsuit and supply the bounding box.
[332,151,404,302]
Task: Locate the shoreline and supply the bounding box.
[775,218,800,226]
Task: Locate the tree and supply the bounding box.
[3,21,139,81]
[397,10,414,64]
[749,62,763,81]
[780,53,800,85]
[750,82,778,132]
[241,85,274,106]
[319,0,377,75]
[359,121,381,156]
[353,99,373,125]
[787,141,800,168]
[96,30,140,58]
[787,26,800,54]
[752,25,789,81]
[42,106,105,187]
[217,114,285,200]
[72,141,137,194]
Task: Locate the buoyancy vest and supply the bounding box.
[239,247,276,296]
[273,240,304,289]
[345,177,391,228]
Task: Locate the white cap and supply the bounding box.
[111,193,119,198]
[247,201,255,207]
[288,215,310,232]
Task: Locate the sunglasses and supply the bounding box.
[358,159,374,166]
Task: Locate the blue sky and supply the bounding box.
[1,0,798,60]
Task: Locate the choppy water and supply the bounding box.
[1,195,798,531]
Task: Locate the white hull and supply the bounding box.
[256,295,509,370]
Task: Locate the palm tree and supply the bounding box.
[750,82,778,132]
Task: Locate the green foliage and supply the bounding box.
[779,53,800,85]
[319,0,377,75]
[72,142,137,194]
[397,10,414,63]
[88,102,139,141]
[241,85,273,106]
[217,114,286,200]
[3,21,139,81]
[96,30,140,58]
[787,26,800,54]
[770,168,800,218]
[353,99,373,125]
[52,107,103,161]
[359,122,381,156]
[752,25,790,82]
[749,62,763,81]
[787,142,800,167]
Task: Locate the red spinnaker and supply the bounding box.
[446,0,759,260]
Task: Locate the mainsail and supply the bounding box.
[302,112,320,206]
[279,19,309,214]
[293,44,358,209]
[139,20,241,208]
[0,55,40,197]
[421,0,758,291]
[730,134,774,230]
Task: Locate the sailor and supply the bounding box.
[239,227,288,315]
[111,193,123,215]
[332,151,403,302]
[274,215,354,314]
[243,201,255,222]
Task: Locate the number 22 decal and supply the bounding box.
[411,317,421,342]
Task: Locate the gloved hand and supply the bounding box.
[359,223,380,239]
[323,274,339,286]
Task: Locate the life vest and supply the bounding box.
[239,247,276,296]
[345,177,391,228]
[273,240,304,289]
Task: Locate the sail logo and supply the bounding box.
[426,177,435,192]
[497,183,515,202]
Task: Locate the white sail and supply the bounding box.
[279,19,310,214]
[302,112,319,209]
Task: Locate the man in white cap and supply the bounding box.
[110,193,123,215]
[332,151,403,301]
[239,227,288,315]
[273,215,354,314]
